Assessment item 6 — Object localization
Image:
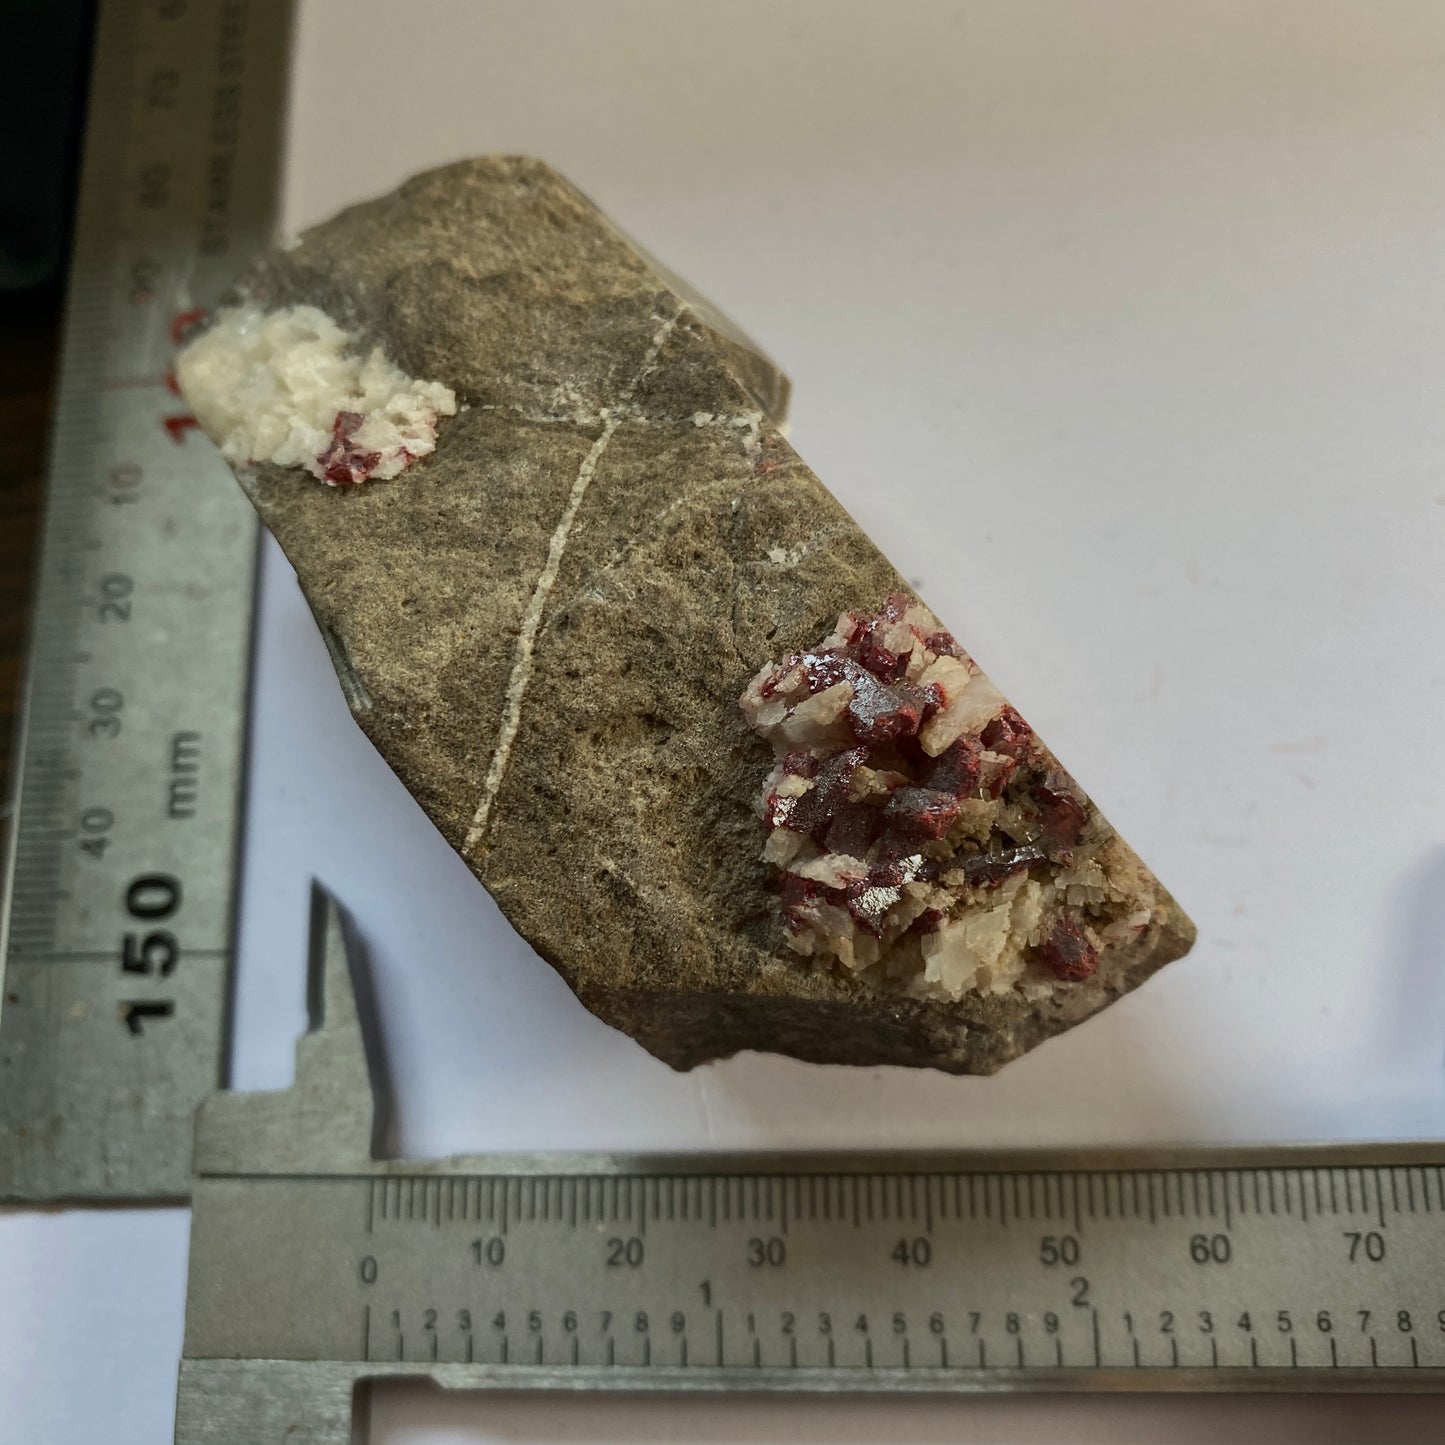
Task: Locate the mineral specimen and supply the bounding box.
[177,156,1195,1073]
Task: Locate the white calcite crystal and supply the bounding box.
[176,303,457,486]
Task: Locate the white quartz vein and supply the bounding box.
[461,308,681,857]
[476,399,767,434]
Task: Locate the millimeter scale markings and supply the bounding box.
[0,0,293,1202]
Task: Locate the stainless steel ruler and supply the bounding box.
[175,895,1445,1442]
[0,0,292,1202]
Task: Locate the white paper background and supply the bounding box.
[4,1,1445,1439]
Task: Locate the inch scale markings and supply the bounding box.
[0,0,292,1202]
[175,894,1445,1443]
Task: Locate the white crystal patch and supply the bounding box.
[176,303,458,486]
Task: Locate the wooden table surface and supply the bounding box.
[0,308,57,806]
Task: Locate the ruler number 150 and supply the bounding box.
[119,873,182,1035]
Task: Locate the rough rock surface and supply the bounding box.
[181,157,1195,1073]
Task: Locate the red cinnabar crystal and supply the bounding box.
[1038,917,1099,981]
[883,787,962,841]
[981,706,1033,758]
[318,410,384,486]
[923,737,982,797]
[1033,770,1089,849]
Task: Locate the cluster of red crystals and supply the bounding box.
[750,595,1099,983]
[1037,916,1099,981]
[317,410,383,486]
[756,598,991,939]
